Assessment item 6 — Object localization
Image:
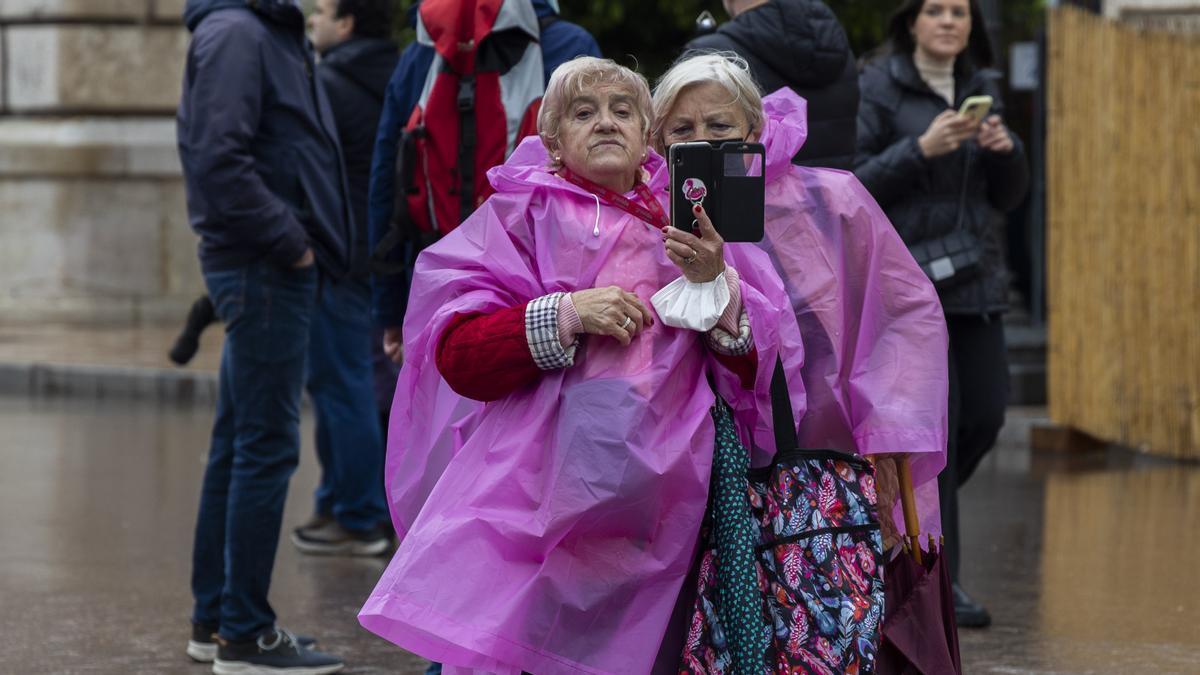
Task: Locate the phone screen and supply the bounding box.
[723,151,763,178]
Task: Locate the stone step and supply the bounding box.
[1006,320,1046,406]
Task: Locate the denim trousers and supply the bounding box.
[307,277,388,531]
[191,260,317,641]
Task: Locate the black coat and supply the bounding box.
[317,37,399,277]
[686,0,859,170]
[180,0,352,277]
[855,53,1029,315]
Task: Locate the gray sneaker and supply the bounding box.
[213,628,342,675]
[187,623,317,663]
[291,520,393,557]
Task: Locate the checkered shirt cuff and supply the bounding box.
[715,267,742,334]
[526,292,577,370]
[706,307,753,356]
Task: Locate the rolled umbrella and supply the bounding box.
[877,456,961,675]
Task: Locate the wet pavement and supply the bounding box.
[0,396,423,675]
[1,396,1197,674]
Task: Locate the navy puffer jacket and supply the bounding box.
[686,0,859,170]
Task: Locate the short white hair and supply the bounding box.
[538,56,652,169]
[651,52,764,154]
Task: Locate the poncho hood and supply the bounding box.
[757,88,809,183]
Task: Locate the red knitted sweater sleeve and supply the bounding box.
[435,305,540,402]
[712,349,759,390]
[435,302,759,400]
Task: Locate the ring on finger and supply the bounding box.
[683,249,698,264]
[620,315,632,330]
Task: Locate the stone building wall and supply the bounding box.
[0,0,199,324]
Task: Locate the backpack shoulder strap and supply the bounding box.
[455,69,477,224]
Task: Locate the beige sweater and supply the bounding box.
[914,50,955,106]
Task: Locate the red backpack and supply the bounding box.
[373,0,549,273]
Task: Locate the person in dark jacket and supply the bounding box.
[286,0,398,558]
[368,0,602,365]
[685,0,859,170]
[178,0,348,672]
[854,0,1029,629]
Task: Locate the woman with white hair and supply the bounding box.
[653,52,950,670]
[359,56,805,674]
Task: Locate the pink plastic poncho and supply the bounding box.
[755,89,949,532]
[359,140,806,674]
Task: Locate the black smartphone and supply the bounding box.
[668,140,765,243]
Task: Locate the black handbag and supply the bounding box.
[908,146,982,290]
[908,228,982,289]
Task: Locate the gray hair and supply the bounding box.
[538,56,652,169]
[650,52,764,154]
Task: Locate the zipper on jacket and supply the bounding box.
[299,33,352,276]
[756,522,881,551]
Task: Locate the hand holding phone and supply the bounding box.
[976,115,1014,155]
[918,109,979,159]
[662,204,726,283]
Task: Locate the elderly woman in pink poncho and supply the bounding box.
[359,57,806,674]
[651,52,949,553]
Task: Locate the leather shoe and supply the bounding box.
[953,583,992,628]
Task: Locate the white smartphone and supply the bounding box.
[958,95,993,124]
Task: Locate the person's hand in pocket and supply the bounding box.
[293,248,315,268]
[383,327,404,365]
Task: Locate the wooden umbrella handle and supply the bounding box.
[897,455,923,565]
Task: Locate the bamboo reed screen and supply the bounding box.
[1047,8,1200,460]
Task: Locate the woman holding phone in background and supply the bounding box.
[855,0,1030,628]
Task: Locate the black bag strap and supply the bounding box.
[954,144,974,231]
[770,357,800,454]
[371,126,425,276]
[456,75,477,223]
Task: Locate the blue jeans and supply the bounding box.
[191,260,318,641]
[307,277,388,531]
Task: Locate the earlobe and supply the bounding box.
[543,138,560,163]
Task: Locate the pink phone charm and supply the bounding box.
[682,177,707,204]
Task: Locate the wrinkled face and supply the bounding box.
[912,0,972,62]
[552,85,648,191]
[308,0,352,54]
[659,82,758,149]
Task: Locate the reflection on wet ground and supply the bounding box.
[0,398,1196,674]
